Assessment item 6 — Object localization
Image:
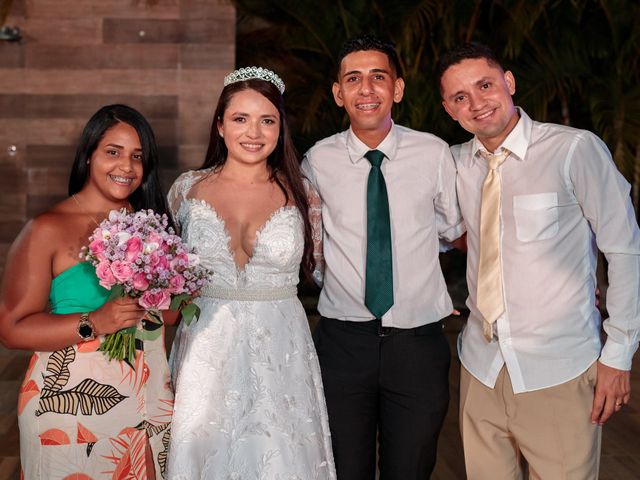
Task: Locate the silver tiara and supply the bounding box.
[223,66,286,94]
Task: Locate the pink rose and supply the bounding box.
[148,232,163,245]
[89,239,106,256]
[111,260,133,283]
[132,272,149,291]
[157,255,169,271]
[167,274,185,294]
[96,262,116,289]
[139,289,171,310]
[125,236,143,261]
[148,252,160,267]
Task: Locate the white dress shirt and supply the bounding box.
[452,108,640,393]
[302,123,464,328]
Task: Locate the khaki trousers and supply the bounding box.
[460,363,601,479]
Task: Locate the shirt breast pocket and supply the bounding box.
[512,192,559,242]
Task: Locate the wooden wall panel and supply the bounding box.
[0,94,178,119]
[0,70,180,95]
[26,145,76,168]
[103,18,234,44]
[179,0,234,19]
[25,44,180,69]
[0,44,24,68]
[0,0,236,275]
[24,0,181,19]
[22,18,103,45]
[179,44,235,69]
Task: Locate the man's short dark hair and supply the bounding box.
[337,34,403,78]
[436,42,504,93]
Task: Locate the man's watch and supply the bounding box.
[77,313,96,341]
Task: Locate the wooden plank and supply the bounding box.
[0,195,26,223]
[0,95,24,118]
[0,164,26,194]
[27,168,69,196]
[179,0,235,19]
[178,69,226,97]
[180,44,235,69]
[26,145,76,168]
[6,0,26,16]
[95,0,180,19]
[0,94,179,119]
[26,44,179,69]
[0,222,24,243]
[0,119,85,145]
[177,116,212,146]
[21,17,102,45]
[24,0,180,19]
[103,18,234,44]
[0,43,25,68]
[0,69,179,95]
[147,119,177,146]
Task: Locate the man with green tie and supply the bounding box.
[302,35,464,479]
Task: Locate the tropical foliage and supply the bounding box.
[233,0,640,217]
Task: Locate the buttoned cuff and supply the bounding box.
[599,339,639,371]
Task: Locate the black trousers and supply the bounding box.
[313,317,450,480]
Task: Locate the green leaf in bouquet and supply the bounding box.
[108,284,125,301]
[170,293,191,311]
[181,303,200,326]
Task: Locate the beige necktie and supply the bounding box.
[477,148,510,341]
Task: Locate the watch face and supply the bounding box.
[78,323,93,338]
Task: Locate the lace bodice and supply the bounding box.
[168,169,324,289]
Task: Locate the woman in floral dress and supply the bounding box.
[0,105,174,479]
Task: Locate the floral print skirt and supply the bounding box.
[18,331,173,480]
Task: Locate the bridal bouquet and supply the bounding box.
[81,209,209,364]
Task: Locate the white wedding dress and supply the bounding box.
[166,169,336,480]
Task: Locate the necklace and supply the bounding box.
[72,194,101,228]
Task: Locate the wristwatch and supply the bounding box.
[77,313,96,341]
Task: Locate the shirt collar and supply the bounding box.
[346,121,398,164]
[471,107,532,165]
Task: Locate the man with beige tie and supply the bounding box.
[438,42,640,479]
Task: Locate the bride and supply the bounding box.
[166,67,336,479]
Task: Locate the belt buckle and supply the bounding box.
[378,325,393,337]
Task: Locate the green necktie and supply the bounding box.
[364,149,394,319]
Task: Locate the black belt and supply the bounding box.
[321,317,443,337]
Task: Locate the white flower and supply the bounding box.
[116,231,131,246]
[144,242,159,254]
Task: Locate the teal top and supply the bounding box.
[49,262,110,315]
